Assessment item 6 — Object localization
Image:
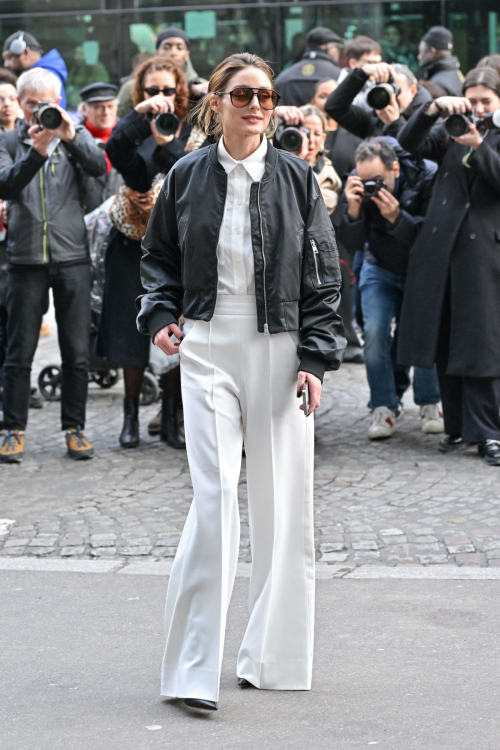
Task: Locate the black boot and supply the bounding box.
[120,397,139,448]
[160,398,185,449]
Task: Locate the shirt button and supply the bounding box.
[238,286,244,292]
[432,227,438,233]
[470,233,476,240]
[237,200,243,205]
[465,202,470,209]
[235,228,241,234]
[442,199,447,206]
[235,257,241,263]
[443,172,449,178]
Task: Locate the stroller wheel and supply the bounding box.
[92,369,119,389]
[38,365,62,402]
[140,371,160,406]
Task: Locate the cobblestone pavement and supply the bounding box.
[1,323,500,568]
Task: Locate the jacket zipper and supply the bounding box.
[310,239,322,285]
[257,182,269,334]
[39,169,48,263]
[211,174,228,318]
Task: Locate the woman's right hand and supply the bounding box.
[427,96,472,117]
[153,323,183,355]
[135,94,175,116]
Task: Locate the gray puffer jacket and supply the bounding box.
[0,120,107,264]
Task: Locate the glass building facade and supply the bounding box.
[0,1,498,107]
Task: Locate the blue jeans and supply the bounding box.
[359,261,440,411]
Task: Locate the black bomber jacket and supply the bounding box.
[136,140,346,381]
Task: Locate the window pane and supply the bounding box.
[446,0,500,71]
[0,14,119,111]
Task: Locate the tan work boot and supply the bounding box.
[66,427,94,460]
[0,430,25,463]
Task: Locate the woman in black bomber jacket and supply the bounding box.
[136,53,345,712]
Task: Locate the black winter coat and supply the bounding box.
[137,140,346,381]
[397,105,500,377]
[274,51,341,107]
[419,56,463,97]
[325,68,432,141]
[105,109,193,192]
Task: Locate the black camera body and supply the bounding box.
[33,102,62,130]
[444,109,500,137]
[366,75,402,111]
[362,177,386,200]
[277,125,311,153]
[148,111,179,137]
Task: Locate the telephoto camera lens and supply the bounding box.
[34,103,63,130]
[366,76,402,111]
[279,126,311,153]
[154,111,179,136]
[444,112,474,138]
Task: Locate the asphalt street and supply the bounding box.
[1,570,499,750]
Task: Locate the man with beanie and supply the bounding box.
[418,26,463,97]
[117,27,205,118]
[274,26,343,106]
[2,30,68,108]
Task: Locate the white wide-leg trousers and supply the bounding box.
[160,295,315,702]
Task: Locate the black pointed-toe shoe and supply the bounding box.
[478,440,500,466]
[438,435,465,453]
[238,677,255,688]
[182,698,218,711]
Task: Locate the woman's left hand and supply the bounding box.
[452,121,483,150]
[297,371,322,414]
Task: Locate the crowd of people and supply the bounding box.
[0,23,499,466]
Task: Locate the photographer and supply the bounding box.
[340,138,442,440]
[397,67,500,465]
[99,56,193,450]
[325,62,431,140]
[274,26,343,106]
[0,68,107,463]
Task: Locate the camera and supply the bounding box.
[277,125,311,153]
[362,177,386,200]
[366,75,401,111]
[444,112,475,138]
[148,111,179,137]
[444,108,500,137]
[33,102,62,130]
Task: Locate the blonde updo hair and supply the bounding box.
[299,104,328,132]
[191,52,278,138]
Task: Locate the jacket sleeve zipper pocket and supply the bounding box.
[310,239,322,285]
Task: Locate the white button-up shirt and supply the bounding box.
[216,135,268,295]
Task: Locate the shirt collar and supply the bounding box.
[218,135,268,182]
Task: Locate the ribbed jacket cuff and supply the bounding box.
[298,353,326,383]
[147,309,177,341]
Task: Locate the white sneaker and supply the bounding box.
[368,406,397,440]
[420,403,444,434]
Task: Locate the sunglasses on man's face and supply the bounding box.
[216,87,280,110]
[143,86,177,97]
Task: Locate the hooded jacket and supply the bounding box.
[419,55,463,97]
[325,68,432,141]
[339,137,437,276]
[137,140,346,381]
[32,49,68,109]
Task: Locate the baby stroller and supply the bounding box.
[38,198,159,405]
